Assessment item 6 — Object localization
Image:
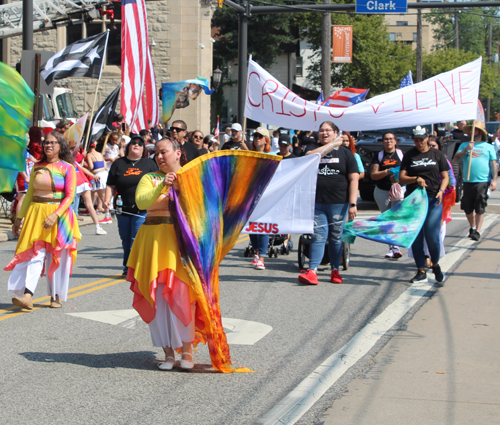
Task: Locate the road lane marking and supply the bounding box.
[259,214,497,425]
[0,275,125,322]
[66,310,273,345]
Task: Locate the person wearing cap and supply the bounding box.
[168,119,200,164]
[248,127,276,270]
[221,123,249,151]
[105,135,158,275]
[278,134,296,159]
[399,126,449,284]
[55,119,71,134]
[453,120,497,241]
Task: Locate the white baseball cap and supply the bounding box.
[231,123,243,132]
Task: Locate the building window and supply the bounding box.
[389,33,396,41]
[296,57,303,78]
[413,33,417,42]
[66,3,121,67]
[396,21,408,26]
[397,32,402,37]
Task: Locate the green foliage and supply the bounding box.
[301,11,415,96]
[425,9,500,55]
[212,1,298,69]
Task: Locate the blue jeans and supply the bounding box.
[71,194,81,214]
[116,211,147,271]
[309,203,348,271]
[411,196,442,269]
[249,234,269,256]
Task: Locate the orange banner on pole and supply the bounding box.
[333,25,353,63]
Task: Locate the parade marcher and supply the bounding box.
[126,138,197,370]
[370,131,405,259]
[86,141,112,224]
[278,134,296,159]
[169,119,200,164]
[453,120,497,241]
[400,126,449,284]
[5,132,81,309]
[451,120,469,143]
[298,121,359,285]
[191,130,209,155]
[248,127,277,270]
[341,131,365,179]
[105,135,158,275]
[28,126,44,161]
[221,123,249,151]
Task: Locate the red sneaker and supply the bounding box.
[298,269,319,285]
[330,270,343,284]
[79,209,90,216]
[99,216,112,224]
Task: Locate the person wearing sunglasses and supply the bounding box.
[105,136,158,276]
[221,123,249,151]
[5,131,81,310]
[169,120,200,165]
[190,130,208,155]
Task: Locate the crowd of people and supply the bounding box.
[4,115,498,371]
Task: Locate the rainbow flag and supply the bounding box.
[169,150,281,373]
[0,62,35,179]
[343,187,428,248]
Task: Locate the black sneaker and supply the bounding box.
[468,228,475,238]
[432,264,444,283]
[410,270,428,283]
[470,230,480,241]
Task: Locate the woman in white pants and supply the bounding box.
[5,132,81,309]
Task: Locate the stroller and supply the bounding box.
[244,234,293,259]
[297,234,350,271]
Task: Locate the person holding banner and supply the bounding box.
[298,121,359,285]
[249,127,277,270]
[400,126,449,284]
[453,120,497,241]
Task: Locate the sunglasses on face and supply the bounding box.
[254,134,264,139]
[170,126,185,133]
[130,140,144,146]
[193,135,203,139]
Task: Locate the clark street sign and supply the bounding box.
[356,0,408,13]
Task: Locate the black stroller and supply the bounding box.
[244,234,293,259]
[297,234,350,271]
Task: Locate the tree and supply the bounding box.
[300,11,416,96]
[212,1,298,69]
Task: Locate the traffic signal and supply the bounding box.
[218,0,223,7]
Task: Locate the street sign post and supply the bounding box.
[356,0,407,14]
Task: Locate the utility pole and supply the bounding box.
[487,21,492,121]
[237,0,249,123]
[321,0,331,99]
[454,11,459,50]
[22,0,33,50]
[416,0,422,82]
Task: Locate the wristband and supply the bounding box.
[349,203,357,208]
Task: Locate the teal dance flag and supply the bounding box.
[343,187,428,248]
[0,61,35,191]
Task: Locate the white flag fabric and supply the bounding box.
[242,154,320,235]
[245,56,482,131]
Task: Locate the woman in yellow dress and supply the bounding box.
[5,131,81,309]
[127,138,198,370]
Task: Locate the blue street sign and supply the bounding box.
[356,0,407,14]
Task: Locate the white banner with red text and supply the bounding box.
[245,56,482,131]
[243,153,320,235]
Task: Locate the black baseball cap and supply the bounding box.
[279,134,291,145]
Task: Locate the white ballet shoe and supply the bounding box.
[180,353,194,370]
[158,356,175,371]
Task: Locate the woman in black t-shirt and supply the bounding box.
[105,136,158,275]
[400,126,449,284]
[298,121,359,285]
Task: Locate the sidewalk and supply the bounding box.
[320,219,500,424]
[0,213,95,241]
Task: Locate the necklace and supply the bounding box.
[128,157,141,167]
[385,150,396,159]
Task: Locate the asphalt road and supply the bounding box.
[0,193,497,425]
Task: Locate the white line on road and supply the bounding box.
[259,214,497,425]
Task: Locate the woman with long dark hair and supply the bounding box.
[5,131,81,309]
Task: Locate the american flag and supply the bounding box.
[399,71,413,88]
[121,0,159,133]
[214,116,220,140]
[323,88,369,108]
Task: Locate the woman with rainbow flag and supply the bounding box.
[5,132,81,309]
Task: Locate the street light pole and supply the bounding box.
[237,1,249,123]
[321,0,332,99]
[23,0,33,50]
[416,0,422,82]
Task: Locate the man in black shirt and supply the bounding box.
[451,120,469,143]
[278,134,296,159]
[169,119,200,164]
[221,123,249,150]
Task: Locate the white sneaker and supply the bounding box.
[251,254,259,265]
[385,249,394,259]
[255,260,265,270]
[96,227,107,235]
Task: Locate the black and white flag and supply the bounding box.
[87,83,121,148]
[40,31,109,85]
